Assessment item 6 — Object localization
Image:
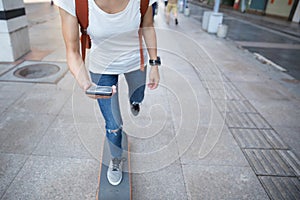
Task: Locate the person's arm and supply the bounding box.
[59,8,92,91]
[142,5,160,90]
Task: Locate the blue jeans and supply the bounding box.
[90,68,147,158]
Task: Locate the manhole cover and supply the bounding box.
[14,64,60,79]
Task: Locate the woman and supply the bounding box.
[54,0,160,186]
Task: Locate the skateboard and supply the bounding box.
[96,132,131,200]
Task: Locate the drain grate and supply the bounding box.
[14,64,60,79]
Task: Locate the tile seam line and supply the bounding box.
[163,66,190,200]
[0,154,31,200]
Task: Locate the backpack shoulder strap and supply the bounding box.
[75,0,90,61]
[140,0,150,20]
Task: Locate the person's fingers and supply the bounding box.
[87,94,111,99]
[112,85,117,95]
[148,81,158,90]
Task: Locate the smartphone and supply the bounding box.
[85,85,113,96]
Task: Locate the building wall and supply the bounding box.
[265,0,294,18]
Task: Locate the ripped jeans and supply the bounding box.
[90,68,147,158]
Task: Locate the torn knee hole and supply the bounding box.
[107,127,122,134]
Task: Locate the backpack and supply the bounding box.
[75,0,150,71]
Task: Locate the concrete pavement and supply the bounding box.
[189,0,300,82]
[0,0,299,199]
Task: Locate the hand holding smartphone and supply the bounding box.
[85,85,113,96]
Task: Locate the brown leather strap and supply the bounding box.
[75,0,89,61]
[140,0,150,18]
[139,0,150,71]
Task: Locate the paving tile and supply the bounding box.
[203,81,227,90]
[198,73,229,82]
[272,126,300,158]
[0,112,55,154]
[224,81,239,91]
[230,128,272,149]
[165,91,202,131]
[58,89,101,118]
[247,113,272,129]
[225,87,246,100]
[128,126,180,173]
[182,165,269,200]
[244,149,297,176]
[213,99,228,113]
[195,63,220,75]
[0,82,33,99]
[249,100,300,128]
[196,105,226,127]
[32,115,99,160]
[259,176,300,200]
[208,89,227,100]
[0,63,17,76]
[55,72,76,91]
[0,98,17,116]
[215,100,257,113]
[132,162,187,200]
[1,156,99,200]
[179,126,249,167]
[225,112,256,128]
[278,150,300,177]
[0,153,28,198]
[261,129,289,150]
[0,82,33,115]
[227,100,257,113]
[8,85,72,115]
[235,81,293,102]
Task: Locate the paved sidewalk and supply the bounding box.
[0,0,299,199]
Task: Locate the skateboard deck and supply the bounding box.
[96,132,131,200]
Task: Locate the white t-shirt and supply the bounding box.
[54,0,156,74]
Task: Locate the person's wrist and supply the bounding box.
[149,56,161,66]
[150,65,159,70]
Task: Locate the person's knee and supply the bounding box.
[107,127,122,135]
[110,128,120,133]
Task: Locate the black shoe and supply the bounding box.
[175,18,178,25]
[130,103,140,116]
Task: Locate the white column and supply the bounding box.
[292,2,300,23]
[213,0,221,13]
[240,0,246,12]
[0,0,30,62]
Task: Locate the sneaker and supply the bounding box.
[130,103,140,116]
[107,158,123,186]
[175,18,178,25]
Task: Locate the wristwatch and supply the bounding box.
[149,56,161,66]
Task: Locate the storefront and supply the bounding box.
[248,0,268,11]
[265,0,295,18]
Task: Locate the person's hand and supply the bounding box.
[148,66,160,90]
[85,84,117,99]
